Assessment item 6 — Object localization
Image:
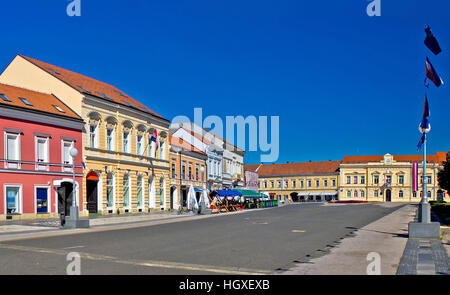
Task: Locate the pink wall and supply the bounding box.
[0,115,83,215]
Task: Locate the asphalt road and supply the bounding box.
[0,202,406,275]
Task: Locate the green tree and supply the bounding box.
[437,151,450,193]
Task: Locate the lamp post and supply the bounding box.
[65,147,89,228]
[199,166,205,214]
[69,147,79,221]
[418,124,430,223]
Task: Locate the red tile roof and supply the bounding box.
[342,152,447,164]
[19,55,165,120]
[245,161,341,177]
[0,83,81,120]
[169,135,206,155]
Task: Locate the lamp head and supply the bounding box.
[70,147,78,158]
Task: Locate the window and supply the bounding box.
[182,162,186,179]
[5,133,20,169]
[36,137,49,170]
[315,179,320,188]
[123,131,130,153]
[361,176,365,184]
[188,165,192,179]
[347,176,351,184]
[5,186,21,214]
[347,190,351,197]
[19,97,33,106]
[159,141,166,160]
[137,135,143,155]
[106,173,114,208]
[386,175,392,184]
[270,181,274,188]
[284,180,289,189]
[137,176,143,208]
[123,174,130,208]
[354,190,358,197]
[398,175,404,185]
[361,190,365,198]
[171,162,176,179]
[353,176,358,184]
[413,191,417,198]
[53,105,65,113]
[324,179,328,187]
[292,180,296,188]
[308,180,312,188]
[277,180,281,188]
[89,125,98,148]
[399,190,404,198]
[195,167,199,181]
[62,140,74,172]
[201,165,205,181]
[427,176,432,184]
[332,179,336,187]
[0,93,11,102]
[264,181,267,188]
[374,190,379,197]
[106,128,115,151]
[373,175,379,184]
[300,180,304,188]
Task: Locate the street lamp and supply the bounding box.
[65,146,89,228]
[199,166,205,214]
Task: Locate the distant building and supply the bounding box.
[0,83,84,220]
[339,153,448,202]
[169,136,207,209]
[245,161,341,203]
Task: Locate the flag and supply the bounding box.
[150,129,159,153]
[424,26,442,55]
[426,57,444,87]
[424,78,429,88]
[417,134,425,152]
[419,95,430,131]
[412,162,418,191]
[105,166,108,174]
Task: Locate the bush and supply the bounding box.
[431,203,450,225]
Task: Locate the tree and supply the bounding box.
[437,151,450,193]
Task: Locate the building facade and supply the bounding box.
[0,83,84,220]
[0,55,171,215]
[246,161,341,203]
[169,136,207,209]
[339,153,449,202]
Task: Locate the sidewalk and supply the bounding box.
[282,203,416,275]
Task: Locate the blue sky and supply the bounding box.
[1,0,449,164]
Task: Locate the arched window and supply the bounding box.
[354,190,358,198]
[149,176,156,208]
[361,190,365,198]
[137,175,143,208]
[88,112,101,148]
[106,173,115,208]
[159,177,165,206]
[123,174,130,208]
[399,190,404,198]
[105,117,117,151]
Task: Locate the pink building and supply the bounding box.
[0,83,84,220]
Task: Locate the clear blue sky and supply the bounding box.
[1,0,449,164]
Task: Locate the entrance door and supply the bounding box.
[86,171,99,213]
[386,189,391,202]
[170,187,174,210]
[36,188,48,213]
[58,182,73,216]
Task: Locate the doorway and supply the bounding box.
[386,189,391,202]
[86,171,99,213]
[36,187,49,213]
[57,182,73,216]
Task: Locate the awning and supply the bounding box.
[234,189,267,199]
[298,191,337,196]
[194,188,202,193]
[210,190,242,197]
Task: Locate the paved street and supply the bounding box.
[0,203,406,275]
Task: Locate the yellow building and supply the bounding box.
[245,161,341,203]
[339,153,449,202]
[0,55,171,215]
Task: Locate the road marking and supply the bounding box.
[0,244,272,275]
[62,245,85,250]
[291,230,306,233]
